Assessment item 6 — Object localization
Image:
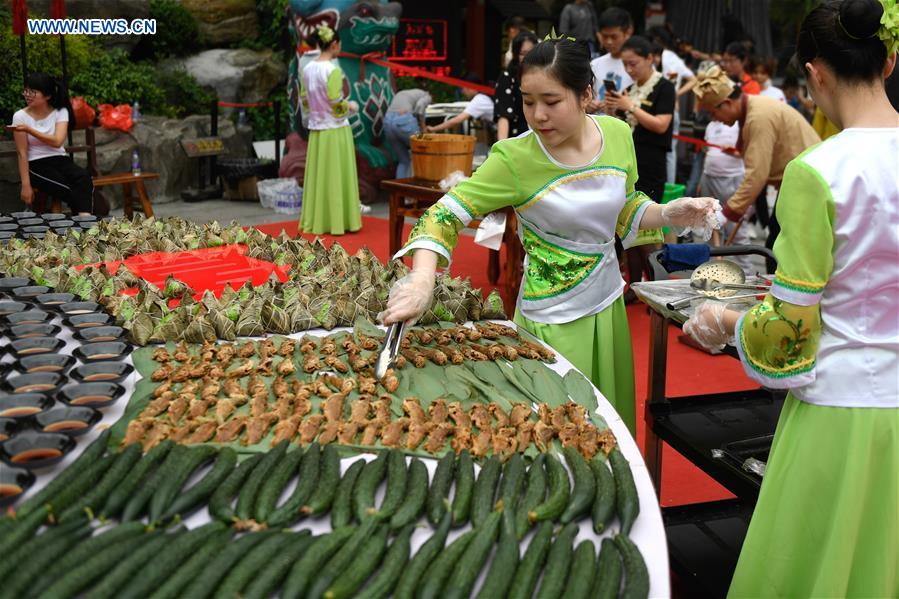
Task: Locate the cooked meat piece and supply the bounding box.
[516,421,535,451]
[294,394,312,418]
[215,398,238,425]
[188,363,208,379]
[425,422,454,454]
[403,398,427,424]
[534,421,555,452]
[278,339,296,357]
[513,345,541,360]
[223,379,248,401]
[462,345,488,361]
[169,421,197,443]
[275,394,295,420]
[228,359,255,378]
[322,393,345,421]
[247,374,266,397]
[429,399,448,425]
[258,339,276,359]
[338,422,360,445]
[598,429,618,456]
[276,357,296,376]
[451,426,473,454]
[151,364,173,382]
[272,376,290,399]
[492,427,519,461]
[401,349,427,369]
[415,329,434,344]
[142,420,172,451]
[470,428,492,458]
[339,378,356,395]
[201,379,221,399]
[509,403,532,427]
[405,421,430,450]
[250,394,268,419]
[298,414,323,444]
[302,354,322,374]
[244,414,277,446]
[382,372,399,393]
[381,419,407,448]
[314,379,332,399]
[300,337,318,354]
[153,380,173,398]
[216,344,236,364]
[435,330,453,345]
[566,402,588,427]
[320,338,337,355]
[473,324,499,340]
[349,398,372,424]
[486,322,518,338]
[447,348,465,364]
[447,402,471,429]
[318,420,340,445]
[168,395,190,425]
[488,403,509,428]
[469,404,491,430]
[188,398,212,419]
[122,418,152,446]
[578,425,599,459]
[357,334,380,351]
[173,341,190,363]
[550,406,568,431]
[342,336,359,352]
[422,348,448,365]
[216,416,247,443]
[324,355,349,373]
[255,356,273,376]
[349,352,369,372]
[479,344,505,360]
[361,422,382,446]
[207,364,226,380]
[180,380,200,396]
[172,364,193,383]
[558,423,580,448]
[236,341,256,358]
[142,393,173,418]
[271,415,301,446]
[152,347,171,363]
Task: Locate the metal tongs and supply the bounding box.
[374,321,407,379]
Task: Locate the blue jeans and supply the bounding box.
[384,112,420,179]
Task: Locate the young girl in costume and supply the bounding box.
[11,73,94,215]
[685,0,898,595]
[381,36,720,434]
[299,24,362,236]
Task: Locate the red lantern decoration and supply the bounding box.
[12,0,28,36]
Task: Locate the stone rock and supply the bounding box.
[176,49,287,104]
[25,0,150,51]
[278,133,307,184]
[0,116,254,213]
[182,0,258,45]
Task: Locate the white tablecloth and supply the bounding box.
[17,321,670,598]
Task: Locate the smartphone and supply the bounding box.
[603,79,618,93]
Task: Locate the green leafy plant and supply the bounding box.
[156,69,216,118]
[244,89,291,140]
[244,0,290,54]
[69,50,167,113]
[146,0,202,58]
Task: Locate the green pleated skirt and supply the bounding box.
[729,394,899,598]
[300,126,362,235]
[514,295,637,435]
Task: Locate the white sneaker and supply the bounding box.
[360,203,372,215]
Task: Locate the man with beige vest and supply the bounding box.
[693,66,820,255]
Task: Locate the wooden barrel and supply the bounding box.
[410,133,476,182]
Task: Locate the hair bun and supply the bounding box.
[839,0,883,40]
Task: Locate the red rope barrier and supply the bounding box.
[338,52,496,96]
[673,133,724,150]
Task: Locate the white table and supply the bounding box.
[17,321,670,598]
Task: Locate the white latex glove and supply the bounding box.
[661,197,724,241]
[683,300,735,354]
[377,270,435,326]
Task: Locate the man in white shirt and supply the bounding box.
[587,7,633,113]
[426,77,494,134]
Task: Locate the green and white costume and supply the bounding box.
[397,115,661,433]
[728,127,899,597]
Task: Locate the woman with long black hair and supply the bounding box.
[494,29,539,140]
[10,72,93,215]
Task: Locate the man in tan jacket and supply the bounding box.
[694,66,820,252]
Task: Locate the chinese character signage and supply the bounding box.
[390,19,448,62]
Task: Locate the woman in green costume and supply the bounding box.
[299,24,362,235]
[381,36,721,434]
[685,0,899,595]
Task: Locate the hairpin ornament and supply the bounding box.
[543,27,577,43]
[317,23,335,44]
[879,0,899,56]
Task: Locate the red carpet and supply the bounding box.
[256,217,755,507]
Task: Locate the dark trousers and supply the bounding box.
[28,155,94,213]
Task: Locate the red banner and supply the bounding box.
[50,0,66,19]
[12,0,28,36]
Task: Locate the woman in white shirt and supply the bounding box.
[751,56,787,102]
[10,73,93,215]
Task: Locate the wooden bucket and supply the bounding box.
[410,133,476,181]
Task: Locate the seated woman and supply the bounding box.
[11,73,94,215]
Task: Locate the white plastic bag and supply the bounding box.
[439,170,469,191]
[257,178,303,214]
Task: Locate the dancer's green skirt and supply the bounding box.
[729,394,899,598]
[300,125,362,236]
[514,295,637,435]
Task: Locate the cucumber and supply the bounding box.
[102,440,173,519]
[0,516,86,582]
[209,453,263,524]
[528,452,570,523]
[444,509,503,599]
[1,520,92,599]
[426,450,455,525]
[307,519,380,599]
[302,443,340,515]
[535,522,578,599]
[268,442,321,528]
[150,445,218,524]
[118,522,228,598]
[15,429,110,519]
[389,457,428,530]
[515,454,547,539]
[415,527,478,599]
[58,443,142,523]
[255,446,305,523]
[561,540,596,599]
[181,531,277,599]
[39,531,149,599]
[353,451,388,522]
[609,448,640,535]
[215,532,299,598]
[561,446,596,523]
[331,458,364,528]
[147,528,233,599]
[475,510,520,599]
[393,510,452,599]
[122,445,187,522]
[470,455,501,527]
[32,521,148,596]
[0,505,50,560]
[498,453,526,518]
[323,524,389,599]
[242,532,316,599]
[236,440,289,522]
[506,520,554,599]
[591,453,616,533]
[615,534,650,599]
[374,449,407,520]
[46,454,116,523]
[281,527,356,599]
[161,447,238,522]
[595,537,623,599]
[451,450,474,527]
[353,524,415,599]
[89,530,172,599]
